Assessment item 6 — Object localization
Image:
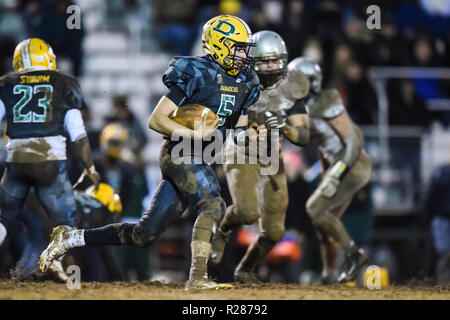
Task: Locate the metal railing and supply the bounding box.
[367,67,450,213]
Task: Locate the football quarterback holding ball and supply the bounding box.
[39,15,261,290]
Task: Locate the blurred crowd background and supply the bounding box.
[0,0,449,285]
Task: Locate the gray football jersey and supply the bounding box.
[226,69,309,158]
[247,69,309,125]
[306,89,364,165]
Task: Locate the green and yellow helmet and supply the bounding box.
[99,122,129,159]
[13,38,56,72]
[85,183,123,214]
[201,15,255,76]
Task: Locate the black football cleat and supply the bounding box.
[338,245,368,283]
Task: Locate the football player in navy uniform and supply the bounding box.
[39,15,261,290]
[0,38,100,266]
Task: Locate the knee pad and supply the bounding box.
[265,192,289,216]
[197,196,226,224]
[264,226,285,243]
[306,197,322,221]
[257,235,277,251]
[306,198,331,231]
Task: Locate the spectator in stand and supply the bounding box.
[387,79,431,127]
[153,0,200,55]
[410,35,444,102]
[342,16,371,66]
[368,14,410,66]
[386,79,431,205]
[329,43,353,89]
[340,60,378,125]
[18,0,85,76]
[279,0,313,61]
[104,96,148,160]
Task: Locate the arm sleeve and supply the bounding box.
[162,58,197,106]
[286,99,307,116]
[64,109,87,142]
[64,76,86,111]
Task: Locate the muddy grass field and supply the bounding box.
[0,280,448,300]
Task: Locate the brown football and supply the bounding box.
[169,104,218,130]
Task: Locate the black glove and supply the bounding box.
[264,111,286,130]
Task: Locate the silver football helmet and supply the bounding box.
[248,30,288,88]
[288,57,322,93]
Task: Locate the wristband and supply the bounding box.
[330,160,347,180]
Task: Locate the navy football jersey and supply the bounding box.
[0,70,85,139]
[162,55,260,138]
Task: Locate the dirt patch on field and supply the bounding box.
[0,280,448,300]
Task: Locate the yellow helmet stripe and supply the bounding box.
[21,39,32,69]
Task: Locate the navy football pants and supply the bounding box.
[84,144,226,247]
[0,160,76,233]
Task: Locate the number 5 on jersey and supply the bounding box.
[217,93,235,126]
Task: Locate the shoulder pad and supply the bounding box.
[279,69,310,102]
[163,56,197,86]
[167,56,191,70]
[319,89,345,119]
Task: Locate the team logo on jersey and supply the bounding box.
[213,20,236,36]
[220,85,238,93]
